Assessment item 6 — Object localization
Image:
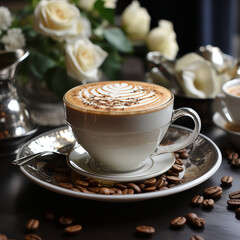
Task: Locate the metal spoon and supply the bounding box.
[12,142,76,166]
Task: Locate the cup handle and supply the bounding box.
[151,107,201,156]
[213,93,232,123]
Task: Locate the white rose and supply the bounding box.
[147,20,179,60]
[78,0,117,11]
[175,53,221,98]
[121,1,150,41]
[33,0,89,42]
[0,6,12,31]
[65,36,107,83]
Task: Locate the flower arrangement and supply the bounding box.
[0,0,179,99]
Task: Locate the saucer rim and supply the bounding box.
[66,149,175,182]
[213,112,240,136]
[18,124,222,202]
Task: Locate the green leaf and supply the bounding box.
[94,0,115,24]
[45,67,76,98]
[103,28,133,53]
[101,50,122,80]
[29,51,56,79]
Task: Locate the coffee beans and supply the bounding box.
[64,225,82,235]
[185,212,206,228]
[202,199,214,209]
[235,208,240,219]
[136,225,155,235]
[26,219,40,231]
[229,190,240,199]
[192,195,204,206]
[171,216,187,228]
[203,186,222,199]
[59,215,74,226]
[49,149,187,196]
[221,176,233,186]
[25,233,42,240]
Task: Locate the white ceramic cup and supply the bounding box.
[64,81,201,172]
[214,78,240,125]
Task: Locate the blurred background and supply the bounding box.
[3,0,238,57]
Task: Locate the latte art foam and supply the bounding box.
[64,81,172,114]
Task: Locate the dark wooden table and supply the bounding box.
[0,119,240,240]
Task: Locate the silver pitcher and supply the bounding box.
[0,49,37,140]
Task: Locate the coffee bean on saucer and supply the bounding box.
[190,235,204,240]
[26,219,39,231]
[235,208,240,219]
[136,225,155,235]
[0,233,7,240]
[192,195,204,206]
[202,199,214,209]
[166,176,181,184]
[227,199,240,207]
[171,164,184,173]
[144,178,157,186]
[203,186,222,199]
[98,187,111,195]
[64,225,82,235]
[171,216,186,228]
[127,183,141,193]
[229,190,240,199]
[24,233,42,240]
[221,176,233,186]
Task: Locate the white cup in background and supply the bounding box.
[214,78,240,127]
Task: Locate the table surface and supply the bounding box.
[0,119,240,240]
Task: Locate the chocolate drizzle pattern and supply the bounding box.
[66,82,172,112]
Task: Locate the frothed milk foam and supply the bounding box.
[64,81,172,114]
[64,81,174,171]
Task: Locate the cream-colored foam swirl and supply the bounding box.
[65,81,172,113]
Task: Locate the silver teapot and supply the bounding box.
[0,49,37,140]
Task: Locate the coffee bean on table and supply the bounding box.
[203,186,222,199]
[202,199,214,209]
[24,233,42,240]
[235,208,240,219]
[0,233,7,240]
[26,219,40,231]
[221,176,233,186]
[64,225,82,235]
[136,225,155,235]
[190,235,204,240]
[186,212,198,222]
[189,217,206,228]
[227,199,240,207]
[231,158,240,167]
[192,195,204,206]
[45,211,55,221]
[59,215,74,226]
[229,190,240,199]
[171,216,186,228]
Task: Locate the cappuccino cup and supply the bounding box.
[63,81,201,172]
[214,78,240,128]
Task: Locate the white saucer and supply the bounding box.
[66,145,175,182]
[213,112,240,148]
